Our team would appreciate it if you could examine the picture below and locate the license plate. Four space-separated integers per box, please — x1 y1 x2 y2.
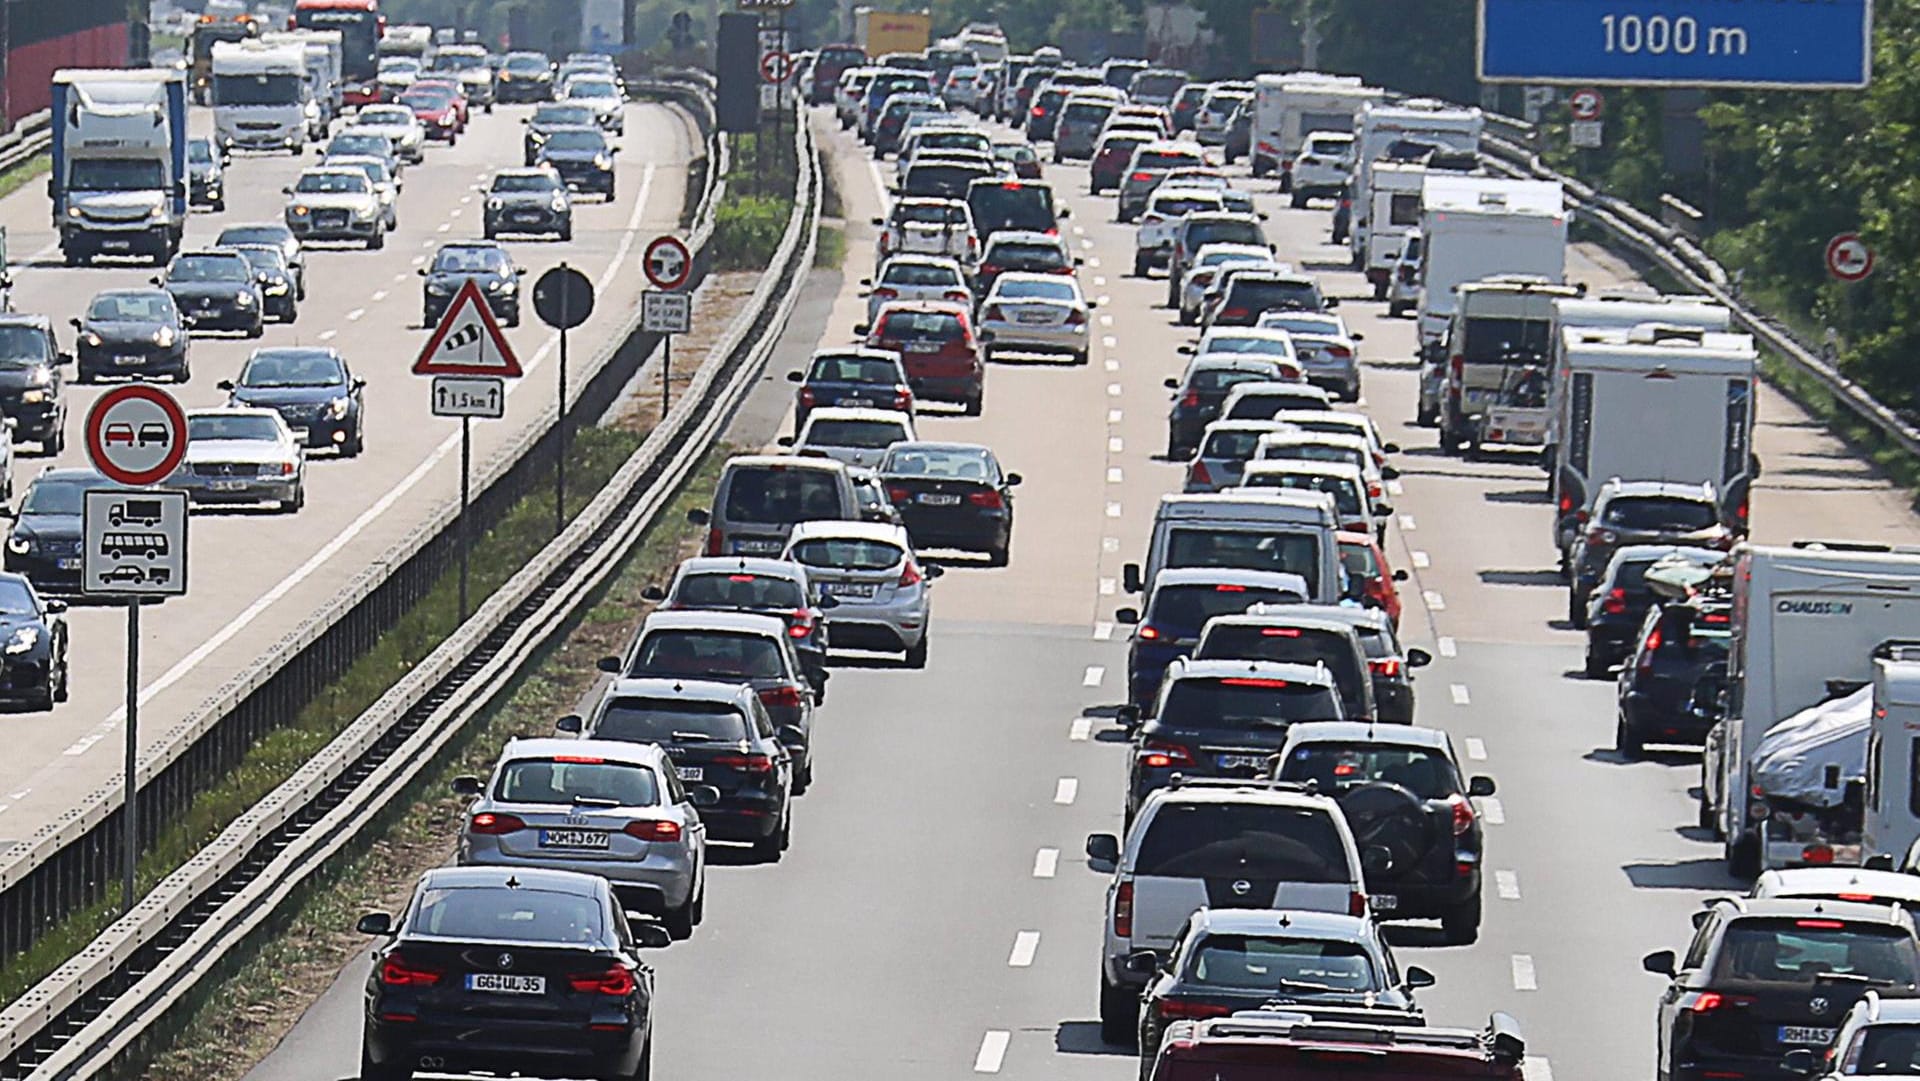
917 493 961 505
513 211 541 221
55 558 80 570
841 398 875 408
115 355 144 366
1779 1027 1836 1046
734 539 782 554
1016 311 1051 323
904 341 940 353
100 239 132 251
466 973 546 995
675 766 703 781
209 479 247 491
823 581 878 598
538 828 610 849
1217 753 1269 770
1370 894 1398 911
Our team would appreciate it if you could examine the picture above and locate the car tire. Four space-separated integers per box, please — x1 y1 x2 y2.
1290 192 1308 209
1132 252 1149 277
53 657 68 704
1177 307 1194 326
176 359 191 383
76 368 94 385
284 485 305 514
1568 592 1588 630
1617 714 1643 759
360 1041 412 1081
1698 788 1716 834
1441 894 1482 944
1099 973 1138 1046
560 224 574 242
963 394 982 417
626 1035 653 1081
1729 830 1761 878
368 227 385 251
281 300 298 324
1584 644 1610 680
988 532 1010 567
904 635 929 669
752 810 790 861
1372 278 1388 301
662 895 696 941
1416 404 1436 426
46 426 64 455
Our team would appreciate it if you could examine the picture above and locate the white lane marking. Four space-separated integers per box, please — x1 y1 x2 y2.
1070 717 1093 741
974 1031 1010 1073
1086 256 1101 268
1398 514 1417 531
1496 870 1521 900
1092 621 1114 642
63 734 103 756
346 307 366 321
7 789 29 801
1477 796 1506 825
1450 683 1471 706
1438 636 1457 657
1105 501 1121 518
1108 409 1123 424
1082 665 1105 687
392 272 406 282
317 330 337 342
1008 931 1041 967
1107 467 1124 483
1100 313 1114 327
1424 590 1447 611
1108 435 1124 453
1511 954 1537 991
420 238 434 248
1072 224 1086 236
436 222 451 232
1104 359 1119 372
1411 550 1430 569
1093 275 1107 286
1096 294 1111 306
1099 577 1116 595
1465 737 1487 760
1386 478 1404 496
1080 238 1094 250
411 254 426 265
1054 778 1079 804
1102 335 1117 348
1525 1058 1553 1081
460 193 473 204
1034 848 1060 877
1107 382 1122 397
370 289 388 302
1102 536 1120 553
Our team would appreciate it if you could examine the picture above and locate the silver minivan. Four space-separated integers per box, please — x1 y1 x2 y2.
697 454 861 557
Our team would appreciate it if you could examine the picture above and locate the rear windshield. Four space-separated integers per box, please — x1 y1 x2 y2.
1226 279 1321 314
676 572 805 610
495 758 659 807
1199 626 1361 680
807 418 909 450
593 696 748 743
1139 150 1204 171
1609 559 1657 592
970 185 1056 232
808 356 901 384
1153 194 1222 217
1267 444 1365 470
788 538 904 571
1187 220 1264 248
1387 192 1421 226
1242 473 1363 518
1133 73 1186 98
987 243 1067 270
1277 743 1461 801
1159 677 1343 728
1460 316 1552 363
1146 584 1305 632
907 164 990 191
410 886 602 942
1228 394 1329 420
1603 496 1718 532
883 263 963 286
879 310 964 340
630 630 786 679
1166 528 1322 593
1191 369 1276 394
722 466 843 525
1710 919 1920 987
1134 803 1350 882
1204 337 1292 358
1187 934 1378 993
1200 429 1268 462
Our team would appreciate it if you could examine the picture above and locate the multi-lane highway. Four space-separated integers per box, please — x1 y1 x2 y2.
0 100 694 849
235 106 1920 1081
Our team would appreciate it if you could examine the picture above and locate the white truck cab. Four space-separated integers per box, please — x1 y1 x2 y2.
211 40 311 153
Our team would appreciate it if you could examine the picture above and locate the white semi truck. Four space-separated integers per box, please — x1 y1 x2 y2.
211 39 311 154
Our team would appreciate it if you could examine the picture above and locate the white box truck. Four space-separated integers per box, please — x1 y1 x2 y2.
1348 99 1482 276
1249 73 1384 183
49 69 188 266
262 29 341 135
211 40 311 154
1712 544 1920 877
1358 160 1427 297
1416 175 1566 352
1863 648 1920 866
1547 324 1757 558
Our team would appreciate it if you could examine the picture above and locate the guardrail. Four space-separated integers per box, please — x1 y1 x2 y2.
0 76 730 1059
0 113 51 176
0 90 818 1080
1476 114 1920 463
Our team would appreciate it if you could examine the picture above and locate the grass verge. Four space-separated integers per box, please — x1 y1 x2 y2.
0 154 49 203
815 224 847 269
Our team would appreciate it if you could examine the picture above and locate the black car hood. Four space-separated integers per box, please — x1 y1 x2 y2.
83 319 167 345
0 365 53 389
539 149 606 164
231 384 346 407
14 513 80 543
426 271 512 290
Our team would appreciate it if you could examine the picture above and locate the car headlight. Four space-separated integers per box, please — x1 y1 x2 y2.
550 195 568 212
4 536 27 556
593 155 611 170
354 204 376 219
5 627 37 655
82 331 103 348
486 279 506 292
265 281 289 296
153 327 175 347
234 292 254 306
328 396 351 419
29 366 49 387
290 205 311 216
487 197 504 211
428 282 451 295
17 390 42 404
66 206 81 219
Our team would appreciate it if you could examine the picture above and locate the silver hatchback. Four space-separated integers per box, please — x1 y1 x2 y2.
454 737 714 939
782 520 942 667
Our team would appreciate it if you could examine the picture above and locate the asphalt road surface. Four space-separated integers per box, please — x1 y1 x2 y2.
240 107 1920 1081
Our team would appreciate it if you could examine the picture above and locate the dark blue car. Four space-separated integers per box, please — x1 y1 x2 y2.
1116 567 1312 714
787 348 914 428
1583 545 1721 678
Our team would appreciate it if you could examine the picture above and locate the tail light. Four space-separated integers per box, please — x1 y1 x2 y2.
944 290 970 303
468 812 525 835
1558 493 1574 514
879 229 893 249
1736 499 1749 522
1448 794 1475 836
1137 625 1162 641
1588 527 1618 545
1051 265 1075 276
873 286 899 300
569 963 637 995
713 752 775 773
1684 991 1726 1014
1130 171 1153 182
1187 459 1214 487
759 685 806 710
623 819 683 842
982 304 1004 321
1368 657 1402 678
705 528 721 556
887 485 911 503
1065 308 1087 325
893 386 914 410
1031 105 1043 117
1339 197 1351 210
900 561 924 587
1449 354 1464 381
1602 587 1627 615
1138 740 1193 768
1638 626 1664 671
1220 307 1248 320
1348 890 1368 917
1180 390 1200 408
979 264 1002 278
798 387 815 407
380 953 444 987
1157 999 1231 1021
787 611 814 638
1327 345 1353 358
1114 881 1135 937
969 489 1004 509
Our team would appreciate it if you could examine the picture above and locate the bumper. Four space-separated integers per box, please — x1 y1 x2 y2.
897 507 1007 552
427 294 518 325
4 551 82 594
1374 683 1415 725
702 797 786 842
1301 366 1360 395
0 655 52 700
906 373 981 404
822 610 924 652
189 181 223 206
64 227 170 257
78 343 187 379
1668 1043 1806 1081
1620 691 1715 745
980 320 1086 353
364 1016 644 1081
488 207 570 234
178 476 299 505
458 846 695 912
180 304 262 332
287 216 381 241
2 398 58 441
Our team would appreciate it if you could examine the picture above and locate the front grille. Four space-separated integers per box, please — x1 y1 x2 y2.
192 462 253 478
44 540 81 557
238 121 281 131
315 209 350 229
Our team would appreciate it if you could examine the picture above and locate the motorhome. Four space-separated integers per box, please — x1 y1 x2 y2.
1359 160 1427 298
1250 73 1384 182
1416 175 1566 352
261 29 342 135
1122 491 1343 605
1435 278 1583 456
211 40 311 153
1863 649 1920 867
49 69 188 266
1348 99 1482 273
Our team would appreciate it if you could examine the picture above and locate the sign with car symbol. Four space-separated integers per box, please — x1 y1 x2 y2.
84 384 187 487
82 488 187 597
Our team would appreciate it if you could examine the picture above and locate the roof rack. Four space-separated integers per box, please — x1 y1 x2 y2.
1201 1011 1524 1063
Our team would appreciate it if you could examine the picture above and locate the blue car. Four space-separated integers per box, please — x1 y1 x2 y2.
1116 567 1312 715
787 348 914 428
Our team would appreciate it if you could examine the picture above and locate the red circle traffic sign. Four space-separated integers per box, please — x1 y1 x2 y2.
642 235 692 290
1826 232 1874 282
760 50 792 83
1569 87 1604 122
84 384 187 487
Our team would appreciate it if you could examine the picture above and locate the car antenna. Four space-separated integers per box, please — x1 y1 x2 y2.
505 875 521 889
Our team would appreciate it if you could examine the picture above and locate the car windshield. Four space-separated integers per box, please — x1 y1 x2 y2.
1166 528 1322 593
788 538 904 572
1204 622 1366 677
494 758 658 807
212 73 303 105
1191 368 1276 395
995 279 1076 301
1244 473 1364 517
1187 934 1379 993
187 140 214 164
1134 803 1350 882
493 173 559 193
1278 743 1462 801
87 292 174 322
566 79 617 98
593 697 748 743
544 130 606 152
430 51 484 72
987 243 1066 269
1711 919 1920 987
1603 496 1719 531
806 419 910 450
1160 677 1344 728
242 350 344 387
631 630 786 679
723 467 841 524
434 246 508 273
169 256 249 283
1201 251 1268 270
295 171 369 194
676 573 806 610
882 263 962 287
190 415 281 442
1148 584 1304 632
1134 73 1186 98
0 326 51 366
401 87 453 106
1152 194 1221 217
1228 393 1327 419
1204 336 1291 357
409 885 603 943
1460 316 1552 362
535 105 595 125
0 577 35 617
70 159 165 191
1138 150 1202 171
1199 429 1272 462
883 446 995 479
809 356 901 384
22 478 104 516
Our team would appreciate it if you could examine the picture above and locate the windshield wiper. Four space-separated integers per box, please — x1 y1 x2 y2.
567 795 620 808
669 731 724 742
1271 978 1347 994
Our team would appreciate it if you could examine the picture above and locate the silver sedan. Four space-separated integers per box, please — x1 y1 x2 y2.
169 407 306 512
977 272 1093 364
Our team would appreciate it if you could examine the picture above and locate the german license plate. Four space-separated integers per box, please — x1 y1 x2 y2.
115 355 144 366
675 766 703 781
100 239 132 251
823 581 878 598
1016 310 1051 323
917 492 961 505
466 973 546 995
538 829 609 849
1370 894 1398 911
1779 1027 1836 1046
904 341 940 353
513 211 541 222
1217 753 1269 770
55 558 80 571
734 539 782 554
841 398 875 408
210 479 247 492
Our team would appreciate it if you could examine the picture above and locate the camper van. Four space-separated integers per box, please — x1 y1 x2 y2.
1864 649 1920 867
1249 73 1384 183
1416 176 1567 353
1122 491 1342 605
1433 278 1583 456
1347 99 1482 275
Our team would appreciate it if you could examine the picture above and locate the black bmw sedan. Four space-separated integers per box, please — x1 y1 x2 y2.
72 289 189 384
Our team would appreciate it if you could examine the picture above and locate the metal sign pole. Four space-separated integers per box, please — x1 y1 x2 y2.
122 598 139 914
662 333 672 412
556 263 570 538
458 416 471 621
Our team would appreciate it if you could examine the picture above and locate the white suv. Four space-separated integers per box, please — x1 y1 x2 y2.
1084 778 1377 1044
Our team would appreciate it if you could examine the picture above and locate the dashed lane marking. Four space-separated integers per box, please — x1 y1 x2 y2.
1105 502 1122 518
1438 636 1457 657
1086 256 1101 268
1477 796 1506 825
1108 409 1122 424
318 330 337 342
1424 590 1446 611
1093 275 1106 287
1496 870 1521 900
974 1032 1010 1073
1054 778 1079 804
1526 1058 1553 1081
346 308 366 321
1034 848 1060 877
1511 954 1537 991
1100 314 1114 327
1386 478 1404 496
411 254 426 265
1109 436 1124 453
1411 551 1430 569
1107 382 1122 397
1107 467 1123 484
1092 622 1114 642
436 222 451 232
62 734 103 756
1099 577 1116 595
1082 665 1105 687
1070 717 1093 741
1104 359 1119 372
1399 514 1417 531
1102 536 1120 552
370 289 387 302
1450 683 1471 705
1009 931 1041 967
1465 737 1487 760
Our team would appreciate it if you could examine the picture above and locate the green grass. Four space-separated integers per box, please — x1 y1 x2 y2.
0 426 646 1006
0 154 50 203
133 448 731 1081
815 224 847 269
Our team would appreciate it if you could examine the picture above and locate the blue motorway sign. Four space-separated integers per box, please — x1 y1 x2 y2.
1478 0 1872 89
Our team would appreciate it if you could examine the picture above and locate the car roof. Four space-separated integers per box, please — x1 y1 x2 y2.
1284 720 1451 751
675 555 807 581
1227 381 1329 398
1152 185 1224 202
1710 896 1914 926
640 608 789 637
604 675 755 705
1243 459 1365 481
1152 567 1313 592
1247 602 1395 633
1183 211 1261 226
419 864 605 896
1192 907 1379 939
500 736 667 767
993 271 1078 288
1753 868 1920 903
786 519 912 545
1201 418 1294 435
1203 611 1364 637
724 453 848 473
1196 242 1277 259
1170 658 1337 686
802 406 913 425
493 166 556 179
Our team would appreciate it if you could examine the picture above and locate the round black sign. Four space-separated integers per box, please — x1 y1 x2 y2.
533 266 595 330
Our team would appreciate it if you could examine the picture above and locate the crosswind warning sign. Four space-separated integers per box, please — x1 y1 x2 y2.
413 279 524 377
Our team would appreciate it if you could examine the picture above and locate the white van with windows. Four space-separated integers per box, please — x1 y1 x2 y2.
1122 491 1341 604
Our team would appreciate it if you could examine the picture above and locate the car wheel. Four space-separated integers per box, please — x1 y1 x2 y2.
560 224 574 242
368 227 385 250
1132 252 1150 277
1584 644 1610 680
284 485 305 514
904 634 929 669
343 429 365 457
483 224 496 240
46 426 64 455
1729 830 1761 878
176 359 191 383
1415 404 1436 427
752 809 789 861
1099 973 1138 1046
1441 893 1482 944
1568 592 1588 630
662 894 695 940
1290 191 1308 209
963 394 982 417
360 1041 412 1081
1698 787 1716 833
1616 714 1643 759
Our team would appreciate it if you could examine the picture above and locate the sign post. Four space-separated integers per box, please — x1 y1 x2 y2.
82 383 189 915
414 280 524 620
642 235 694 412
533 264 595 537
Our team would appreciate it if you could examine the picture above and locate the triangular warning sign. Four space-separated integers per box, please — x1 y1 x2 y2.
413 278 524 377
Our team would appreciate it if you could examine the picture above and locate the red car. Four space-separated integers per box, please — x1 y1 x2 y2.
403 79 468 139
1090 134 1152 194
1339 529 1405 629
859 300 984 416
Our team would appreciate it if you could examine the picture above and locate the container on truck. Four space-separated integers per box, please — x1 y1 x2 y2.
1434 278 1583 457
1250 73 1384 183
1416 176 1566 353
1348 99 1481 274
1121 491 1342 606
49 69 189 267
854 7 933 59
1548 323 1757 559
212 40 311 154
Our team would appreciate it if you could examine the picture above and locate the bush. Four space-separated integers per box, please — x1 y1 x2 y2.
711 194 791 270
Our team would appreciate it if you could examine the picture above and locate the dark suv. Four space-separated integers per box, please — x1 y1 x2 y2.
1192 611 1377 723
1116 568 1312 712
1582 545 1722 678
1568 480 1730 625
1163 358 1292 459
0 316 68 452
1644 898 1920 1081
1616 596 1732 758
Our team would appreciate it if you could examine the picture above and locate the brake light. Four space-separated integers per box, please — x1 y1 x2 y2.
1114 881 1134 937
551 755 606 764
1214 583 1246 592
982 304 1004 321
1796 918 1846 929
380 954 444 987
712 753 775 773
1602 587 1628 615
893 386 914 410
1687 992 1726 1013
468 812 526 835
759 685 806 709
623 819 683 842
798 387 816 407
1031 105 1043 117
1220 677 1288 687
1187 459 1213 487
1137 624 1161 641
568 963 637 995
1348 890 1367 917
968 489 1004 508
1139 740 1194 769
1838 892 1878 902
1448 794 1475 836
1368 657 1401 677
944 290 970 303
900 561 924 587
1327 345 1353 358
887 486 910 503
1449 354 1464 381
705 528 722 556
1558 493 1575 514
1260 627 1303 638
1221 307 1248 320
1131 171 1153 182
1736 499 1749 522
788 611 814 637
1157 999 1232 1021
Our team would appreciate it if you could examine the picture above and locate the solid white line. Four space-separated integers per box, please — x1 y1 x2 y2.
1424 590 1447 611
1107 467 1124 483
1398 514 1417 531
1109 436 1124 453
974 1031 1010 1073
1092 621 1114 642
1108 409 1123 424
1450 683 1471 706
1054 778 1079 804
1107 382 1122 397
346 307 366 321
1099 577 1116 595
1069 717 1092 741
1465 737 1487 760
1511 954 1537 991
1477 796 1506 825
1525 1058 1553 1081
1105 501 1122 518
1082 665 1105 687
1437 636 1457 657
1496 870 1521 900
1034 848 1060 877
1008 930 1041 967
1411 550 1431 569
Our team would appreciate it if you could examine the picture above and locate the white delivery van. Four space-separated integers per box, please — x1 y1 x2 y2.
1864 649 1920 866
1249 72 1384 182
1548 324 1757 557
1544 290 1732 467
1348 99 1482 275
1434 278 1583 455
1122 491 1342 605
1416 176 1566 352
1713 544 1920 877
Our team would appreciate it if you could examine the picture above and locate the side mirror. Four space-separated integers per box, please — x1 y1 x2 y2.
596 656 622 674
924 563 945 579
451 775 483 796
1351 331 1366 341
786 370 804 383
858 277 873 287
44 599 66 614
1404 965 1436 989
1114 607 1140 625
416 267 428 276
687 784 721 808
1258 211 1270 221
1782 1049 1817 1077
1373 502 1393 516
281 186 293 195
1381 466 1401 481
977 330 995 344
1058 206 1071 218
1087 300 1098 309
686 507 711 526
1176 345 1195 355
775 436 795 447
1392 569 1410 581
1361 845 1394 875
514 266 528 276
1118 703 1142 730
353 378 368 390
1073 257 1084 267
555 713 584 734
853 323 871 336
1163 377 1179 390
870 217 884 226
640 584 667 602
1005 472 1022 486
149 276 163 286
1124 950 1160 976
68 318 82 331
1382 441 1401 454
1122 563 1143 594
1642 950 1677 977
356 912 393 935
629 919 673 949
1467 775 1496 798
217 379 235 390
1085 832 1121 869
1406 647 1432 667
1324 297 1340 308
